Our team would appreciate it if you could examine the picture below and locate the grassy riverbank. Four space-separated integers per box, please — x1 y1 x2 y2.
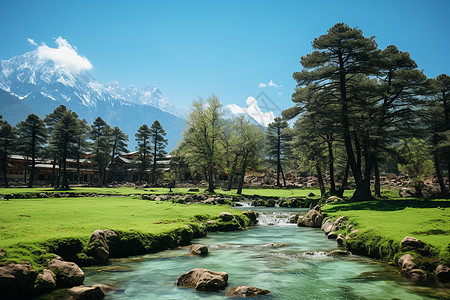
0 195 249 267
0 186 357 198
323 198 450 266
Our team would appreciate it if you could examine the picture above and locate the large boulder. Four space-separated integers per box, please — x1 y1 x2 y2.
68 285 105 299
321 218 334 234
219 212 234 222
86 230 110 262
226 286 270 297
297 206 324 228
331 216 348 232
401 236 425 249
190 244 209 256
47 258 84 287
398 254 426 280
435 265 450 282
398 254 417 271
35 269 57 291
0 261 37 296
176 268 228 292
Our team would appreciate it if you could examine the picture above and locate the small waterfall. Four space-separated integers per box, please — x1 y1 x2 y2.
235 202 252 207
257 212 294 226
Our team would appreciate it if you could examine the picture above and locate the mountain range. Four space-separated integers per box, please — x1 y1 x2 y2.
0 50 186 151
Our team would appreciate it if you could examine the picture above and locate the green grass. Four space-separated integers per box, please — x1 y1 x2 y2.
0 196 248 267
323 198 450 260
0 196 239 248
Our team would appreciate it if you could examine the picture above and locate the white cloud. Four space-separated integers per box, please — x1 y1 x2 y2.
227 103 245 114
36 37 93 74
258 80 282 88
226 96 275 127
277 92 283 97
27 38 37 46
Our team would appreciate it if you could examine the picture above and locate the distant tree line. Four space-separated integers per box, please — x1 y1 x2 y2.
0 105 167 189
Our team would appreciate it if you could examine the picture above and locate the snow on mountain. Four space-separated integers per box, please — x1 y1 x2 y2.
0 48 186 151
224 96 276 127
0 50 186 118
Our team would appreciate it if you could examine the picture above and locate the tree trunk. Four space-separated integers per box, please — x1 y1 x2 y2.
207 162 214 193
56 160 61 188
98 167 105 187
315 159 325 197
227 154 239 190
327 140 336 193
434 153 447 195
50 156 56 187
276 127 281 187
280 165 287 187
2 147 8 188
374 158 381 198
62 140 69 190
152 137 157 186
28 156 35 188
338 53 374 201
448 162 450 192
77 155 81 185
237 154 248 195
337 161 350 197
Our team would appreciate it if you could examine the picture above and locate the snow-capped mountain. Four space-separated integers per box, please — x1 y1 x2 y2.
0 49 186 151
0 50 185 118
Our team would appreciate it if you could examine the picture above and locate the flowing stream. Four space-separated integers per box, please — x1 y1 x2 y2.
39 206 447 299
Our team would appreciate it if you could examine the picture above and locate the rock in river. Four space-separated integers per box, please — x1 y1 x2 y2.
190 244 209 256
177 268 228 292
68 285 105 299
297 206 324 228
227 285 270 297
47 257 85 287
0 261 37 296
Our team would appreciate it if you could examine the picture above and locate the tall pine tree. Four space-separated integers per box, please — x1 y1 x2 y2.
51 112 79 190
0 117 16 187
266 117 291 187
17 114 48 187
135 124 152 182
89 117 112 186
149 120 167 186
45 105 69 187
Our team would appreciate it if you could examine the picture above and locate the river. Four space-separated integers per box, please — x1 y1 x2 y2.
39 206 447 299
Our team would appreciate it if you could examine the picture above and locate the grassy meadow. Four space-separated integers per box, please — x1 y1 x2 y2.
1 186 449 268
0 194 246 266
323 198 450 266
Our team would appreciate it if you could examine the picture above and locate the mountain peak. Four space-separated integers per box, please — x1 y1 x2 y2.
0 49 185 118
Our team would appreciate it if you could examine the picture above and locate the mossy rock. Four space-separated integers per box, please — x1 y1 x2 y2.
207 219 242 232
43 238 84 261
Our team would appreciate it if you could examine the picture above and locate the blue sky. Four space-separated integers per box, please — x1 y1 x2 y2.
1 0 449 115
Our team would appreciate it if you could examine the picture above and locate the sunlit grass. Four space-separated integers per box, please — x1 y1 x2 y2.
323 198 450 251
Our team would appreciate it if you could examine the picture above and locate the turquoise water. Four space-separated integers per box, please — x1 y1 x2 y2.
39 209 448 299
